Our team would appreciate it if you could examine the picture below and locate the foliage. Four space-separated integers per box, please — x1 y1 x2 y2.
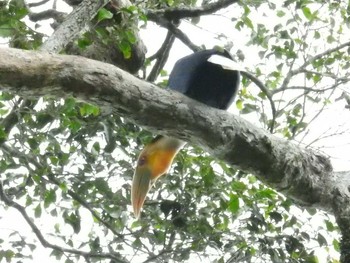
0 0 348 262
0 0 43 48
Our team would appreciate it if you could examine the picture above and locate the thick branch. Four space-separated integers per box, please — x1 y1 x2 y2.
147 0 239 21
40 0 109 52
146 0 240 52
0 47 348 214
28 9 66 23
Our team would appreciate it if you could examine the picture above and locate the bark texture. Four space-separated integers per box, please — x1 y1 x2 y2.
40 0 109 52
39 0 146 74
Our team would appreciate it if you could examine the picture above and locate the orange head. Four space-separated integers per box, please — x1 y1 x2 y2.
131 136 185 218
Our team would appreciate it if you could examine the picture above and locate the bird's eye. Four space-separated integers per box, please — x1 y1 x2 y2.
138 156 147 166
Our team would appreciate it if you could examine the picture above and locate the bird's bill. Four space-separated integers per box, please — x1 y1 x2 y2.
131 166 152 219
131 136 185 218
207 54 243 71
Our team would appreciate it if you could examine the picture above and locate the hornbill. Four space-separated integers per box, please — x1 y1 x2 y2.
132 49 240 218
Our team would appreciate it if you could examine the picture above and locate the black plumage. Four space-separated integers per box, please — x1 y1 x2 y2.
167 49 240 110
132 49 240 218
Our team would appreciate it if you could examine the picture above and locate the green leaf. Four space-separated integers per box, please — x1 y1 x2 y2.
255 188 276 199
44 189 57 208
242 16 254 29
200 165 215 187
0 24 13 37
63 211 81 234
302 7 312 20
314 31 320 39
94 178 109 193
0 126 7 140
125 30 136 44
305 255 319 263
276 10 285 17
241 103 258 114
54 223 60 233
231 181 247 192
97 8 113 22
26 195 33 206
269 211 282 223
333 239 340 252
228 194 240 214
132 238 142 248
325 220 337 231
77 37 92 49
51 249 63 260
327 35 336 43
118 39 132 59
79 103 100 117
34 204 42 218
3 249 15 262
236 99 243 110
306 207 317 215
317 233 328 246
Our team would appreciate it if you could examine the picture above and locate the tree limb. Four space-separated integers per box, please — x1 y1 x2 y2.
241 71 277 132
278 41 350 92
0 180 128 263
0 47 346 214
27 0 51 8
147 31 175 82
147 16 200 52
40 0 109 52
1 143 132 244
147 0 236 52
28 9 66 23
147 0 239 21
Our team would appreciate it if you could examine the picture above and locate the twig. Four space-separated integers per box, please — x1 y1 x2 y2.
142 249 173 263
0 181 128 263
0 98 33 145
147 0 239 20
279 41 350 92
47 174 126 239
147 0 234 52
27 0 51 7
1 144 127 241
147 31 176 82
299 41 350 70
147 15 200 52
28 9 66 23
272 85 342 94
241 71 277 132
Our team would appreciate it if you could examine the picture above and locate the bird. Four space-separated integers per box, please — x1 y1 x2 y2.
131 48 240 218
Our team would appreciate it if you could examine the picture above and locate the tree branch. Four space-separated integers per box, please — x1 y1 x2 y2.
278 41 350 92
0 47 346 215
241 71 277 132
147 31 176 82
40 0 109 52
299 41 350 70
28 9 66 23
27 0 51 7
147 0 239 21
0 180 128 263
147 16 200 52
1 143 131 244
147 0 237 52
